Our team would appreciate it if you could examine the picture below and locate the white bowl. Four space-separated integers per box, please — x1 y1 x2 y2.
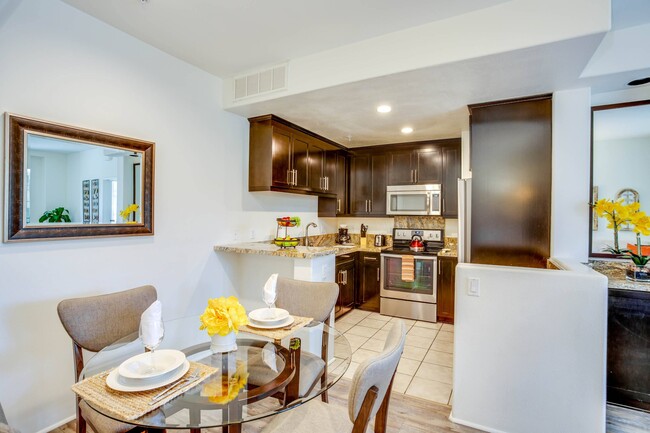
248 307 290 324
118 349 186 380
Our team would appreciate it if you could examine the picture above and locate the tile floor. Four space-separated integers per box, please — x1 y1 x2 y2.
335 309 454 405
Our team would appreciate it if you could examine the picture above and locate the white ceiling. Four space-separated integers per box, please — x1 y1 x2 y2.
61 0 508 77
60 0 650 147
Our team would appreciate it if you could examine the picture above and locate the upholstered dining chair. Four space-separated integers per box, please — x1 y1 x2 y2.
262 319 406 433
249 277 339 403
57 285 157 433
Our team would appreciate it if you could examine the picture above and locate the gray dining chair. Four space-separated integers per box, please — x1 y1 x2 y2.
57 285 157 433
248 277 339 403
262 319 406 433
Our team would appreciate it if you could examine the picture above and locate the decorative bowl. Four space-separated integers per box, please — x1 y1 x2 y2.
274 237 299 248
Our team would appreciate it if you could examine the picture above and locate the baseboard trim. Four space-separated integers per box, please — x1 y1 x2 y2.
448 412 509 433
35 414 75 433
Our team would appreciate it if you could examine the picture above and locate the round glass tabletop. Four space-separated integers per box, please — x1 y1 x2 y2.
80 316 352 430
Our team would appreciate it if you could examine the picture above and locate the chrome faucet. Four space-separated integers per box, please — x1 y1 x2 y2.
305 222 318 246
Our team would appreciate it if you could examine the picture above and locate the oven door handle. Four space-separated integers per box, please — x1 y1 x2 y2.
381 254 437 260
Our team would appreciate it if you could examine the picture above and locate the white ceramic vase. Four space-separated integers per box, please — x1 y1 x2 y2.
210 332 237 353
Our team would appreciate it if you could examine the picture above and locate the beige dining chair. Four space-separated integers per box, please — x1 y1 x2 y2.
57 285 157 433
249 277 339 403
262 319 406 433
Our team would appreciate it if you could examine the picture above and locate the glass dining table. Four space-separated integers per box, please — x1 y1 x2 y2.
79 315 352 432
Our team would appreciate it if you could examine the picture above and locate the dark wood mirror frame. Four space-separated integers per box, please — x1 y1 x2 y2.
4 114 155 242
589 99 650 258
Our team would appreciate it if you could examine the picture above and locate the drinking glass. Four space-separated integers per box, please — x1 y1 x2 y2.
264 293 277 320
139 318 164 374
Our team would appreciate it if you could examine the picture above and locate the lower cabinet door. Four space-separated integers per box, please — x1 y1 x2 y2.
437 257 457 322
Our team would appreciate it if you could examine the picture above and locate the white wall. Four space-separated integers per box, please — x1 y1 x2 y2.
0 2 328 431
551 88 592 261
452 263 607 433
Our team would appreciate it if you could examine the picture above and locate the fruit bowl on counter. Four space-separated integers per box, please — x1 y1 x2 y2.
276 217 300 227
274 237 300 248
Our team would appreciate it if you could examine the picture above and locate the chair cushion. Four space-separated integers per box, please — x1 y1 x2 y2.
79 400 133 433
0 423 18 433
248 351 326 397
262 398 353 433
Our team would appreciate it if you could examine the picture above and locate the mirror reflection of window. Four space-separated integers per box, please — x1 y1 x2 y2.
24 133 143 226
591 102 650 256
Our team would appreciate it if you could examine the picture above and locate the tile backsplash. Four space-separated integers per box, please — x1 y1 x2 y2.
394 216 446 229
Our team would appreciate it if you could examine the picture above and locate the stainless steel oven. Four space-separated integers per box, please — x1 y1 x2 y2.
380 253 437 321
386 184 441 216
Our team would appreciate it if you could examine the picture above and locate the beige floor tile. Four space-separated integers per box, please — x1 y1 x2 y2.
391 317 416 326
334 321 353 333
343 361 360 380
357 318 387 329
373 329 389 341
405 334 434 349
346 325 378 338
401 345 428 361
338 315 362 325
352 348 379 364
397 358 421 375
422 349 453 367
408 327 439 339
405 377 453 405
441 323 454 333
381 321 397 331
368 312 392 322
415 363 453 385
429 339 454 354
361 338 385 352
413 320 442 330
392 372 413 394
435 331 454 343
343 333 369 351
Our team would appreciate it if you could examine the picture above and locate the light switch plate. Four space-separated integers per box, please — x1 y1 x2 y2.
468 278 480 297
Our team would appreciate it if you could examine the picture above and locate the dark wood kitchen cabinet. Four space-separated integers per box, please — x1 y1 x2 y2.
437 256 457 323
249 114 341 196
441 143 461 218
388 145 442 185
357 252 381 312
349 153 387 216
317 151 348 216
335 253 357 318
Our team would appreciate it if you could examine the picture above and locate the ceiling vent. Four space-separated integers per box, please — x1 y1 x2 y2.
234 64 287 101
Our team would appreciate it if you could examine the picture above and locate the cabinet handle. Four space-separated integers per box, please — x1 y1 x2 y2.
343 270 348 285
326 177 329 191
337 199 341 213
293 169 297 186
365 257 378 261
443 198 446 213
439 263 441 275
414 169 418 183
377 268 380 282
369 200 372 213
340 254 351 259
365 200 368 213
411 169 414 183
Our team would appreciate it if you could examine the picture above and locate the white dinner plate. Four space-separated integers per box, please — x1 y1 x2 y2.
107 360 190 392
248 308 290 324
246 315 294 329
118 349 186 379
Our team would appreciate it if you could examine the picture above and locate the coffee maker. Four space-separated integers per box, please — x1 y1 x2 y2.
337 225 350 244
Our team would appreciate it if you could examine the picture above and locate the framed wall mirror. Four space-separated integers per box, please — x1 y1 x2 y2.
4 114 154 241
590 100 650 257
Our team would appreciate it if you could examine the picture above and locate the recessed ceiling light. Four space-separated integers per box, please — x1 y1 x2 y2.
628 77 650 86
377 105 392 113
401 127 414 134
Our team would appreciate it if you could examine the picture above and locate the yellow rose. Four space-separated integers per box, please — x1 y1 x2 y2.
199 296 249 336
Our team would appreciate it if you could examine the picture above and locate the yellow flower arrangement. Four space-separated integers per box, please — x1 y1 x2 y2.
592 198 650 265
119 203 139 223
201 361 248 404
199 296 249 336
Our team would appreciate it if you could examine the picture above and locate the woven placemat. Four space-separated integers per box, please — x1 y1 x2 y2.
72 361 217 421
241 315 313 341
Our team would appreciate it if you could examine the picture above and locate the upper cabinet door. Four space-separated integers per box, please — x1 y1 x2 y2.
388 151 413 185
271 127 293 187
350 155 371 214
292 132 310 189
442 144 460 218
309 141 326 192
370 154 387 215
334 153 347 214
414 148 442 184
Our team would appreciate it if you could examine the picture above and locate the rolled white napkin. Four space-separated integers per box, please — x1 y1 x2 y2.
263 273 278 306
140 300 163 348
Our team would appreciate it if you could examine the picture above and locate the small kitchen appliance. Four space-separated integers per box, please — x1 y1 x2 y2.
386 184 442 216
374 234 386 247
337 225 350 244
380 228 444 322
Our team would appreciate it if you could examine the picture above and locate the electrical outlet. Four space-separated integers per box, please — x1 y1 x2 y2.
249 229 255 239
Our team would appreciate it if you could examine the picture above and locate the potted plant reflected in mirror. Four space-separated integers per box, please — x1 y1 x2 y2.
39 207 71 223
623 211 650 282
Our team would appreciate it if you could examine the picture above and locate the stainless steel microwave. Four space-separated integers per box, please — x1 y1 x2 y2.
386 184 441 216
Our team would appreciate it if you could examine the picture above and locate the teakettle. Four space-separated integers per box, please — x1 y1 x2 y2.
409 235 424 252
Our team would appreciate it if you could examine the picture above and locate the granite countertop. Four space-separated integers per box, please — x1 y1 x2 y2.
590 260 650 293
213 241 390 259
437 248 457 258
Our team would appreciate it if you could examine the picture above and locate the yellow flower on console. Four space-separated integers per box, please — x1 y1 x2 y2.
201 361 248 404
199 296 249 336
630 212 650 236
